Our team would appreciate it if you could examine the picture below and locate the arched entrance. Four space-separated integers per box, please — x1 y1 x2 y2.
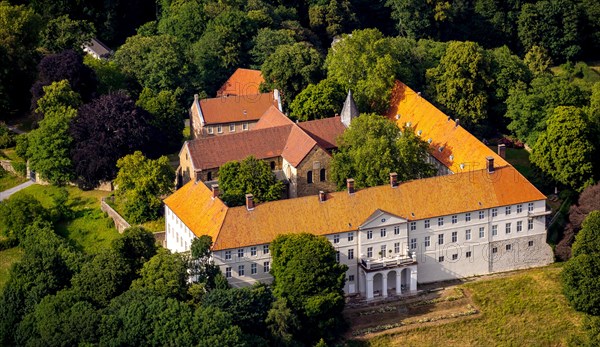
387 271 398 296
372 273 383 297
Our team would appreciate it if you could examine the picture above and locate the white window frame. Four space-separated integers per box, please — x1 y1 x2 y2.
263 261 270 273
465 229 471 240
506 206 512 215
528 202 534 212
410 238 417 249
492 208 498 217
424 219 431 228
207 126 213 134
225 250 231 260
229 123 235 132
424 236 431 247
238 248 244 258
451 231 457 243
348 249 354 259
479 227 485 238
517 221 523 232
517 204 523 213
242 122 249 131
528 219 534 230
251 263 257 274
394 226 400 235
348 232 354 241
333 234 340 244
438 234 444 245
217 125 223 133
238 265 245 276
492 225 498 236
394 242 400 253
410 222 416 231
452 215 458 224
505 222 512 234
465 213 471 222
367 247 373 258
251 246 257 256
380 228 387 237
225 267 232 278
263 245 269 254
438 217 444 226
367 230 373 239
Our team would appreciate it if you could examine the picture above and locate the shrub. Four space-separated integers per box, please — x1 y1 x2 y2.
0 123 15 149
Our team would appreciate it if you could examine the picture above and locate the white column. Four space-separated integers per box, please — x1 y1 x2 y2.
410 266 417 292
396 271 402 295
366 274 374 300
382 272 388 298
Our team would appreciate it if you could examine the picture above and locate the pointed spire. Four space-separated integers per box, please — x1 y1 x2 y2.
341 90 359 128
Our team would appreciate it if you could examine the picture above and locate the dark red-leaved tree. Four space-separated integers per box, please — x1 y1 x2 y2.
70 92 163 189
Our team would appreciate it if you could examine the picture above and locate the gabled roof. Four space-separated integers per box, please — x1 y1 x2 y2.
386 81 509 173
298 116 346 150
194 92 278 125
165 165 546 251
83 38 112 58
254 106 294 129
217 68 264 97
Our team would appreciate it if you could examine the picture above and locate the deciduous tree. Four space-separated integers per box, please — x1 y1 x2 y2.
289 79 346 121
250 28 296 67
40 15 95 54
136 88 185 152
131 249 189 300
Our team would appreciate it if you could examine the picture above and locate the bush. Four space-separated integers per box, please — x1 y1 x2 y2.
12 161 26 177
0 237 18 251
0 123 15 149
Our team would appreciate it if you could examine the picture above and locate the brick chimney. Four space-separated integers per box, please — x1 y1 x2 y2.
455 118 460 128
245 194 255 210
211 184 219 199
319 190 326 202
390 172 398 188
497 144 506 159
486 156 495 173
346 179 355 194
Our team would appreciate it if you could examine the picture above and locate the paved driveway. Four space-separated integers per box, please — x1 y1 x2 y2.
0 180 35 201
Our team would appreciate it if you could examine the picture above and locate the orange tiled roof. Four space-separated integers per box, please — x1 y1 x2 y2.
196 92 278 125
386 81 509 173
217 68 264 97
298 116 346 150
165 165 545 250
254 106 294 129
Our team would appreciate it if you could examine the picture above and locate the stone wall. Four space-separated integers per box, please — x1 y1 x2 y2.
0 160 16 175
100 197 131 233
295 147 336 197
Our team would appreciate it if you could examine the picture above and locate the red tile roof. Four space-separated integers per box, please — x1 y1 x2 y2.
386 81 509 173
298 116 346 150
254 106 294 129
217 68 264 97
195 92 278 125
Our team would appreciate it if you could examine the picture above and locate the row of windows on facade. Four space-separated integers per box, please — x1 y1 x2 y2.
206 122 249 134
167 226 189 250
307 168 326 184
224 244 270 260
437 240 535 262
225 261 270 278
426 203 534 228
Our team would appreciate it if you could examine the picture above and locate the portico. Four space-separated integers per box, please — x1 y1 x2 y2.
359 256 418 300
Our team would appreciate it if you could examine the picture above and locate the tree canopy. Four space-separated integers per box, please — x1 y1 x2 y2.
288 79 346 121
40 15 95 54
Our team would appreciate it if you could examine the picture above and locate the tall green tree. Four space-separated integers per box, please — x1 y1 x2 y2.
131 249 189 300
0 194 50 242
330 113 435 189
288 78 346 121
250 28 296 67
270 233 348 344
40 15 95 54
189 235 221 290
157 0 207 44
218 156 284 207
136 88 185 152
530 106 595 191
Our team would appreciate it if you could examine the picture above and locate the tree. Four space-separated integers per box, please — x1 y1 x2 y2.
0 194 50 242
530 106 595 191
218 156 284 207
266 297 300 346
111 226 158 271
270 233 348 344
41 15 95 54
562 212 600 316
189 235 221 290
250 28 296 67
131 249 189 300
136 88 185 152
330 113 435 190
288 79 346 121
261 42 324 104
70 92 160 188
83 55 130 95
425 41 492 127
26 80 81 185
524 46 553 76
385 0 436 39
309 0 357 41
157 0 207 44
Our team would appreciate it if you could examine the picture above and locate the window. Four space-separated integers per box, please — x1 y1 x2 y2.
465 213 471 222
410 238 417 249
466 251 472 258
270 161 275 170
320 168 326 182
263 261 270 273
207 126 213 134
225 250 231 260
380 228 387 237
492 225 498 236
528 202 534 212
439 256 445 262
207 171 212 181
452 254 458 260
517 221 523 232
505 222 512 234
528 241 534 247
263 245 269 254
251 263 257 274
528 219 534 230
425 219 431 228
238 265 245 276
506 244 512 251
410 222 416 231
517 204 523 213
238 248 244 258
394 226 400 235
367 230 373 240
348 275 355 282
250 247 257 256
336 251 340 262
229 123 235 132
242 122 249 131
438 234 444 245
380 245 386 257
394 242 400 253
438 217 444 226
217 125 223 133
506 206 512 215
424 236 431 247
333 234 339 244
492 208 498 217
479 210 485 219
465 229 471 240
479 227 485 238
452 215 458 224
225 267 232 278
348 232 354 242
367 247 373 258
492 247 498 254
307 170 313 184
451 231 457 243
348 249 354 259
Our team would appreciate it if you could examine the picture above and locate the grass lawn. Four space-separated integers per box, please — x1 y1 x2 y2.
357 265 586 346
0 247 24 291
14 185 121 253
0 170 27 191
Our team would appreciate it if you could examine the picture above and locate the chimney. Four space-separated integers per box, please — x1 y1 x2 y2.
245 194 255 210
497 144 506 159
455 118 460 128
319 190 326 202
486 156 495 173
194 94 198 103
211 184 219 199
346 179 355 194
390 172 398 188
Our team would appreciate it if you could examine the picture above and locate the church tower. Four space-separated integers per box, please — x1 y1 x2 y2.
341 90 359 128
